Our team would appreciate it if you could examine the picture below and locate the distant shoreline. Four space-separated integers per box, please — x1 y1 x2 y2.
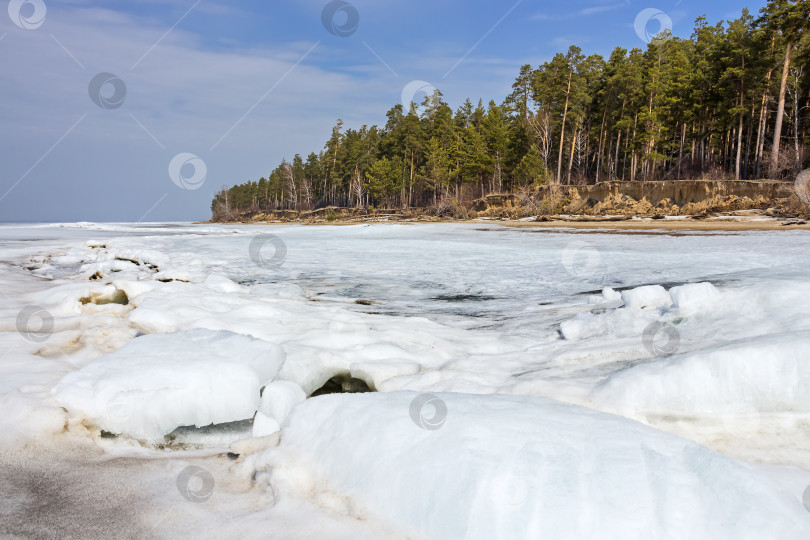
209 179 810 231
205 212 810 232
495 216 810 232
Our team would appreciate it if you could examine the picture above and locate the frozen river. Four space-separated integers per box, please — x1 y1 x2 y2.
1 222 809 538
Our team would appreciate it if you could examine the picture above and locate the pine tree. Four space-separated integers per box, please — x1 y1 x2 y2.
759 0 810 177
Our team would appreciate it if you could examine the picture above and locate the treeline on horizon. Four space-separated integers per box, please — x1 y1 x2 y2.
212 0 810 219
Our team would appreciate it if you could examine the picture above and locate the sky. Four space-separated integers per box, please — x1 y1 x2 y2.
0 0 767 222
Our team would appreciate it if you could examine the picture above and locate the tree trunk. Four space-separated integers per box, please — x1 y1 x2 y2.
770 40 793 178
724 128 731 173
678 122 686 179
621 128 629 181
691 123 696 166
744 104 755 179
556 69 573 184
755 106 769 178
630 115 638 182
567 121 578 185
408 150 415 207
754 68 772 178
793 74 801 173
596 107 608 183
614 130 621 180
736 108 744 180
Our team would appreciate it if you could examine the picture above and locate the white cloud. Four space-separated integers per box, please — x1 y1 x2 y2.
0 4 528 220
0 6 390 219
580 3 626 16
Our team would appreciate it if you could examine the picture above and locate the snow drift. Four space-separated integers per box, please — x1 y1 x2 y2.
53 329 285 440
592 331 810 414
258 392 810 540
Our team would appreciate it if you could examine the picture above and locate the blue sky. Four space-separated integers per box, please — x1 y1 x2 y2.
0 0 765 222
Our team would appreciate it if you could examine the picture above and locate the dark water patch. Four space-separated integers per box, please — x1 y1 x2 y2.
114 257 157 271
4 237 54 242
568 357 661 378
515 366 554 378
159 419 254 450
166 419 252 439
431 294 497 302
467 322 507 331
311 375 373 397
444 310 494 318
